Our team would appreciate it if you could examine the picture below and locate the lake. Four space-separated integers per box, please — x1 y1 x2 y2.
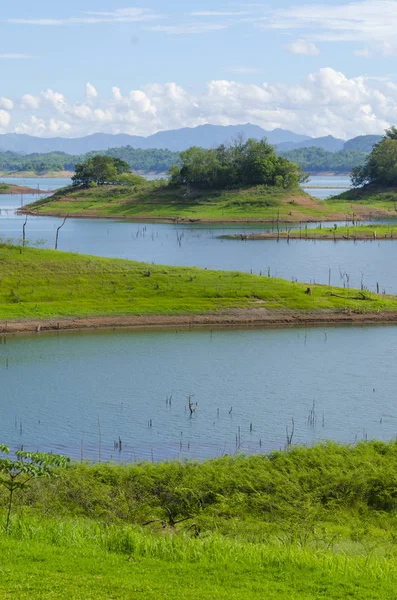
1 326 396 461
303 175 351 199
1 184 396 294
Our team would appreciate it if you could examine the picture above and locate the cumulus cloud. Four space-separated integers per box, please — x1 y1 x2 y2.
287 39 320 56
20 94 41 110
0 110 11 131
3 69 397 139
0 97 14 110
86 83 98 99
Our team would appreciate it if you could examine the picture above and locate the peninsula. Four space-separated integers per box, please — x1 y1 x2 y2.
1 243 397 333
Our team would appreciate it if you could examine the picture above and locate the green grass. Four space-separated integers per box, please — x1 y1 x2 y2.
1 244 397 320
227 223 397 240
293 223 397 239
1 524 396 599
25 181 397 222
3 442 397 598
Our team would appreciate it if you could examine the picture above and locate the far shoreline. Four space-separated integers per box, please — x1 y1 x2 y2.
2 310 397 336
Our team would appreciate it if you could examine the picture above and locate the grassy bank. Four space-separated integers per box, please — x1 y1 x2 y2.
225 223 397 241
0 182 48 195
2 442 397 598
23 181 397 223
1 244 397 323
0 170 73 179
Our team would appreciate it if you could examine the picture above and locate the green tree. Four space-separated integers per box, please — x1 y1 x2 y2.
168 137 305 190
351 127 397 187
72 156 131 186
0 444 69 533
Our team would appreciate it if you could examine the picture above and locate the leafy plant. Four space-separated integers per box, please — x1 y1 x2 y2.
0 444 69 533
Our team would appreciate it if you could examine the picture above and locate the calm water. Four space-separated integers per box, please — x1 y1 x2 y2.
304 175 351 199
1 188 397 293
0 176 72 191
1 176 397 462
0 326 396 461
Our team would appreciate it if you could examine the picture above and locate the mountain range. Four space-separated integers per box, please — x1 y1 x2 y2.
0 124 382 155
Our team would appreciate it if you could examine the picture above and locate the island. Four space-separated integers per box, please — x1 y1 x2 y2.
21 138 397 223
0 182 50 195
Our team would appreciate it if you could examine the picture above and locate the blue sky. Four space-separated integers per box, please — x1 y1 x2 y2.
1 1 397 138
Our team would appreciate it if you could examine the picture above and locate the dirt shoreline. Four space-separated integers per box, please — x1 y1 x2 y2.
19 207 395 225
2 310 397 335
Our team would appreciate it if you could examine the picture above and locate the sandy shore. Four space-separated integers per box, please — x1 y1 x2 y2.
2 309 397 335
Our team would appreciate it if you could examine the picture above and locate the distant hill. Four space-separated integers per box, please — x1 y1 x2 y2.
278 135 345 153
0 124 311 154
343 135 382 152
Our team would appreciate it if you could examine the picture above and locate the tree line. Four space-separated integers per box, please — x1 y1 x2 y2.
0 147 179 175
280 147 368 174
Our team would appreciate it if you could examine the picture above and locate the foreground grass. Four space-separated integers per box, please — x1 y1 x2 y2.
1 244 397 320
2 442 397 598
1 525 395 599
24 180 397 222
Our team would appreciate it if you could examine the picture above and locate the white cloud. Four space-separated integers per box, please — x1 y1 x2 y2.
287 39 320 56
261 1 397 55
20 94 41 110
0 110 11 130
190 11 249 16
9 8 162 26
225 66 262 74
41 89 67 111
0 97 14 110
2 69 397 138
86 83 98 99
147 22 228 35
0 53 37 59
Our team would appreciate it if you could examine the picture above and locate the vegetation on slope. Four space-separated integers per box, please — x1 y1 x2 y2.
0 244 397 321
2 442 397 597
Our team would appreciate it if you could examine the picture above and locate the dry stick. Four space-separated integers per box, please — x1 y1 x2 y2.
97 416 102 463
55 216 68 250
22 215 28 248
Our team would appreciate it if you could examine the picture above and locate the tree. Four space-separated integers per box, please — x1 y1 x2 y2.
168 137 305 190
0 444 69 533
351 127 397 187
72 156 131 186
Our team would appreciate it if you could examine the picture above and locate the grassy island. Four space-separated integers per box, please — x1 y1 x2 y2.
2 442 397 598
0 182 49 195
22 138 397 223
1 244 397 331
224 223 397 241
23 180 397 223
